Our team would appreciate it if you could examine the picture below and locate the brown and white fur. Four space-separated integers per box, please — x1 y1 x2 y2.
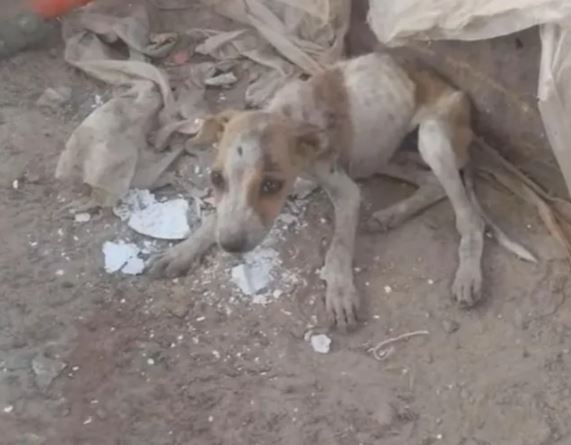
149 52 535 330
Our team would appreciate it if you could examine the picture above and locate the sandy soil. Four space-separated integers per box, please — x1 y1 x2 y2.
1 2 571 445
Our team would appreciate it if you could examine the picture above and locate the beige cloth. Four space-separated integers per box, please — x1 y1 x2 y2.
367 0 571 197
195 0 350 106
200 0 350 73
55 1 351 207
56 6 181 207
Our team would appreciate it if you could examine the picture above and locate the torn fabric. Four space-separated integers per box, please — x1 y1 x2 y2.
56 1 351 206
56 6 181 207
196 0 350 106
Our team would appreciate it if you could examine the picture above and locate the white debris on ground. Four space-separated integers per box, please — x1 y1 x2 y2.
74 212 91 223
102 241 145 275
231 247 279 298
92 94 105 109
100 178 317 300
310 334 332 354
129 199 191 240
113 189 198 240
140 240 159 255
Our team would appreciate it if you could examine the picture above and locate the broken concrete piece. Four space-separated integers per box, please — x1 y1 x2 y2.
37 87 72 110
231 247 279 296
128 198 191 240
120 256 146 275
32 354 66 390
310 334 331 354
102 241 145 275
113 189 195 240
232 263 271 296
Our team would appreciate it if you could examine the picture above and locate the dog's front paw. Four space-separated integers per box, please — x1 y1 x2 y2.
147 245 200 279
325 277 360 331
452 262 482 308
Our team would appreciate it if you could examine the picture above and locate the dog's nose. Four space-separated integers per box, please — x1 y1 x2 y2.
219 236 248 253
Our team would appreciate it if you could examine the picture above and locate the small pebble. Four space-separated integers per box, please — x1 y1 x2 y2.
147 358 155 366
384 285 392 294
3 405 14 414
12 179 19 190
310 334 331 354
74 213 91 223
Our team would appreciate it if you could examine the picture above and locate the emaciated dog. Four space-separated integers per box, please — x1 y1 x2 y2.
149 52 535 330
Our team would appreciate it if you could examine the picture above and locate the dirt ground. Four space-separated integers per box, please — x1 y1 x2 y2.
2 2 571 445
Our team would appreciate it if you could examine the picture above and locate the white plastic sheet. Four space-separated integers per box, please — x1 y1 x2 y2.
368 0 571 196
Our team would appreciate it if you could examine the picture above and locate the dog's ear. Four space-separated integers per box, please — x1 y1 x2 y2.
191 109 240 146
294 122 328 161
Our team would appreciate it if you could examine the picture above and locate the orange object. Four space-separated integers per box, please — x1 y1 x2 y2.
30 0 95 19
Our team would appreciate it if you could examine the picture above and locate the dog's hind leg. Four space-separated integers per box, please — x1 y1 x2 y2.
417 114 485 308
368 163 446 232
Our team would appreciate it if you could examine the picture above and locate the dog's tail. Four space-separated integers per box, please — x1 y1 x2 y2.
464 166 538 263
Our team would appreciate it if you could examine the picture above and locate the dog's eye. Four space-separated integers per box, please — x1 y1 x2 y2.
260 178 284 195
211 170 225 189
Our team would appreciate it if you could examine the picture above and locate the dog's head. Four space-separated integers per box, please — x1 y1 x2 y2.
194 109 321 254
